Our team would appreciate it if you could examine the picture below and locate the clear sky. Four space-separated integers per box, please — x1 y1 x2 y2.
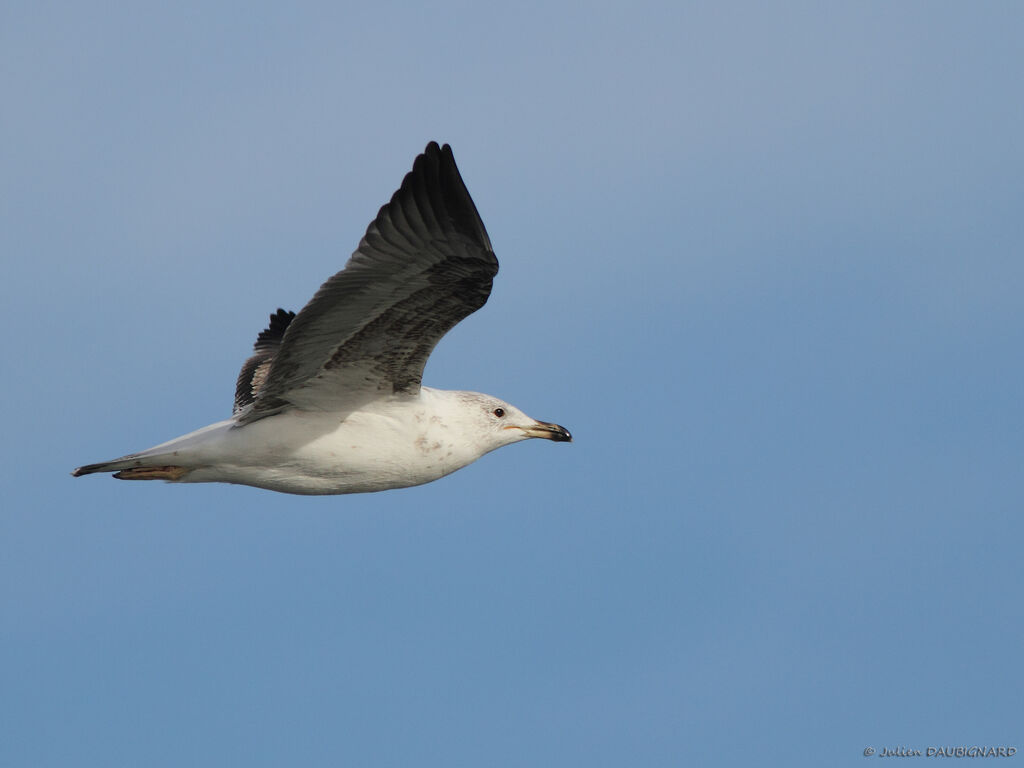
3 2 1022 766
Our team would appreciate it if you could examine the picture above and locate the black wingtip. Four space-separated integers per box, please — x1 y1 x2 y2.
424 140 444 155
422 141 457 172
254 308 296 351
410 141 492 254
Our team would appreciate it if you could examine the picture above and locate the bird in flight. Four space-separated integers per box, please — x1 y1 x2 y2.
72 142 571 495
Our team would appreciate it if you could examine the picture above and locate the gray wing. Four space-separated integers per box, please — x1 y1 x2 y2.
237 142 498 423
233 308 295 414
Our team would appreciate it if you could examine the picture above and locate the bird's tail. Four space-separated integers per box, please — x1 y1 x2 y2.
71 456 189 481
71 419 236 482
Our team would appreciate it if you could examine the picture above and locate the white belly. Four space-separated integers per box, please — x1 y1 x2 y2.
181 402 476 495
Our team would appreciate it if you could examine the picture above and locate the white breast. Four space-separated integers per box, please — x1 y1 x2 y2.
183 390 486 495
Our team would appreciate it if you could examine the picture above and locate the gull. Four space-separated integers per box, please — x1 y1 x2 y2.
72 142 571 495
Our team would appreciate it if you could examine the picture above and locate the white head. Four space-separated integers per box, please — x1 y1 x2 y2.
448 390 572 454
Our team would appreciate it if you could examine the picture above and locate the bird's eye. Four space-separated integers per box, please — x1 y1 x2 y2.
493 408 505 418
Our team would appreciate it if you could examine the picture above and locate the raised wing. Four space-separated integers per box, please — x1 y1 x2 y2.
237 142 498 422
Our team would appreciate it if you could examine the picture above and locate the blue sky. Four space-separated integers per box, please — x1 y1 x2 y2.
3 2 1022 766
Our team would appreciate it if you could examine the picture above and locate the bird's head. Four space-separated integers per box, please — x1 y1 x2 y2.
454 391 572 452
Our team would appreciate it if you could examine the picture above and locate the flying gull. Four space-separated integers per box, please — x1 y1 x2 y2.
72 142 571 495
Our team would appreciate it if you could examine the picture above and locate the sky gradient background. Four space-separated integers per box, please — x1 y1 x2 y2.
3 2 1023 766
